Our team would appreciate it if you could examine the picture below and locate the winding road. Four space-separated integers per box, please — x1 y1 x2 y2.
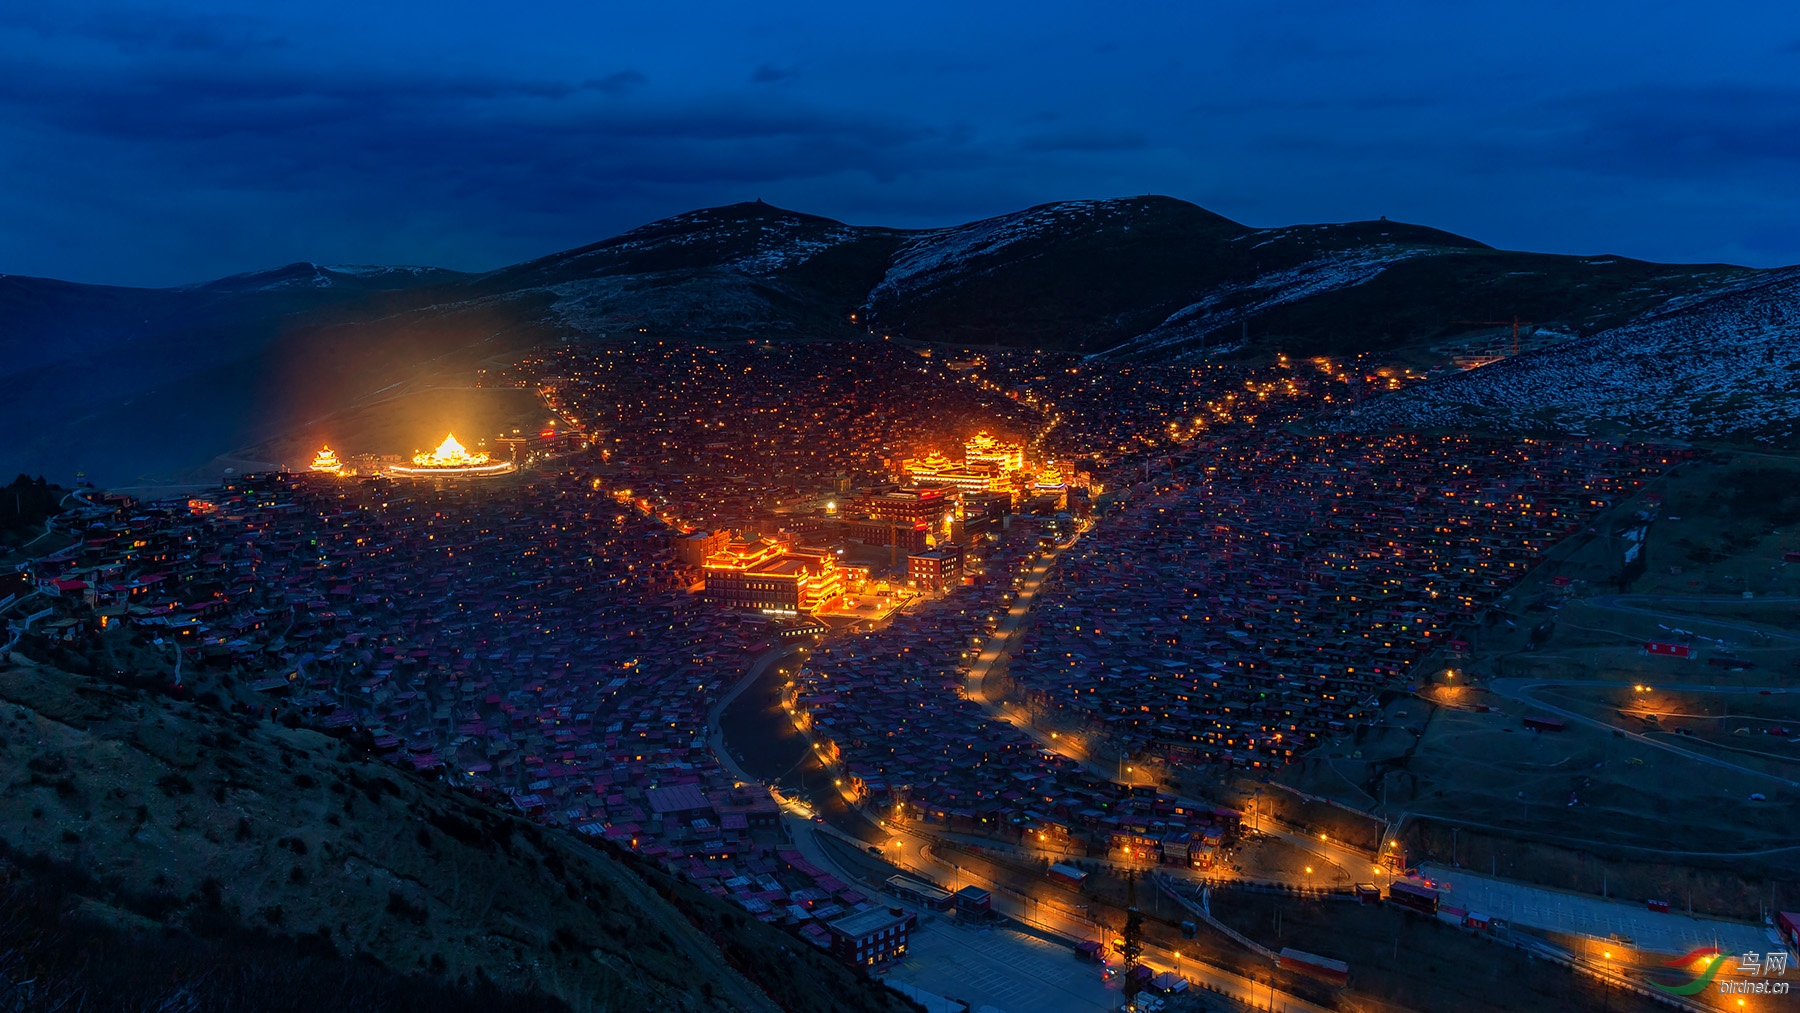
1583 593 1800 644
1487 677 1800 788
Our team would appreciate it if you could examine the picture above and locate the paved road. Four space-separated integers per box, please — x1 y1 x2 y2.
882 821 1327 1013
966 537 1071 703
1488 677 1800 788
704 644 880 885
1584 594 1800 644
961 526 1384 892
1413 863 1774 958
706 643 803 785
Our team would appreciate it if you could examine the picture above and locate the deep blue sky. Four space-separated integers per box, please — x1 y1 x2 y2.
4 1 1799 287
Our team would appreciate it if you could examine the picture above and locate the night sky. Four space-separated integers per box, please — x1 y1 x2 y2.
4 1 1798 287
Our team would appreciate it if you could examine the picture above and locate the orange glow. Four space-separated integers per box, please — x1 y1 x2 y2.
413 433 488 468
309 446 344 475
388 432 517 477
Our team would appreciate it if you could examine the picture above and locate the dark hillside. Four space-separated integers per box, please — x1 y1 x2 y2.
1201 248 1748 359
0 653 919 1013
0 866 569 1013
861 196 1251 352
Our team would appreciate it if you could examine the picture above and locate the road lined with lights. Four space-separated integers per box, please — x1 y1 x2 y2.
867 817 1331 1013
1489 678 1800 787
965 537 1071 704
952 520 1386 895
949 520 1401 911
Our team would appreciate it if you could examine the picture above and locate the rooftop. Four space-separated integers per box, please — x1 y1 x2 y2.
827 907 910 938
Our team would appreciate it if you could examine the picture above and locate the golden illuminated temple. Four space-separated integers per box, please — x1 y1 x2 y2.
899 431 1034 496
388 433 517 477
700 536 846 615
963 430 1024 472
308 446 346 476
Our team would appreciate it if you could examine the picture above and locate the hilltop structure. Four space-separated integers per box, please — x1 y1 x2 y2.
308 446 346 476
388 433 518 478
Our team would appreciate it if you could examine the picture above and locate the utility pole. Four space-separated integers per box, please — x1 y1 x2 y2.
1121 870 1145 1002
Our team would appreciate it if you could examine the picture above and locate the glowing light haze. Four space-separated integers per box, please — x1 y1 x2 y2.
2 1 1798 286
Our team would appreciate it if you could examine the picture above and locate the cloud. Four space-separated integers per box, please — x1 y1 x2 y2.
3 2 1800 283
0 27 1002 283
1020 129 1148 153
588 70 647 96
1546 85 1800 177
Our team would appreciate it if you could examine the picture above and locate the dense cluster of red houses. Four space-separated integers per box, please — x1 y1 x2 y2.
514 341 1038 535
19 469 907 937
788 536 1244 863
1008 433 1675 768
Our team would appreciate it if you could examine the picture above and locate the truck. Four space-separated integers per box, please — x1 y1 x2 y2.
1778 912 1800 952
1279 947 1350 987
1388 880 1440 915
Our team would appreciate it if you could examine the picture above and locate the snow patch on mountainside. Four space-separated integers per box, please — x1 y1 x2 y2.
867 200 1129 304
320 264 450 280
553 210 862 277
179 263 457 292
1333 267 1800 442
719 225 862 274
1101 246 1443 358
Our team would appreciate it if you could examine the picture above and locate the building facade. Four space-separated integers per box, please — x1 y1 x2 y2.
906 545 964 593
825 907 914 970
701 537 845 615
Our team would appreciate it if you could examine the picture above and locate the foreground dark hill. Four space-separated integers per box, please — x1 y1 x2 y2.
0 651 914 1013
0 196 1775 482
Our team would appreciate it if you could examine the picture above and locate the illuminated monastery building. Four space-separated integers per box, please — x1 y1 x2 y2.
701 536 846 616
843 485 956 553
901 431 1030 496
308 446 346 476
963 429 1024 472
387 434 518 478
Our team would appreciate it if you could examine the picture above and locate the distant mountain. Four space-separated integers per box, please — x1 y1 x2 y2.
468 202 907 338
0 262 489 485
0 196 1786 483
0 263 468 382
854 196 1759 358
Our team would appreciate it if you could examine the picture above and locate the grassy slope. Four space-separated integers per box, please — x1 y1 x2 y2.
0 652 917 1013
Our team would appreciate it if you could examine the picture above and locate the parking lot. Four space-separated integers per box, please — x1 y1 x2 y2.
881 917 1120 1013
1416 863 1775 956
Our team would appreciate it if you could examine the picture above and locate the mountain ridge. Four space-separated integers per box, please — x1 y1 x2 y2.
0 194 1785 482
